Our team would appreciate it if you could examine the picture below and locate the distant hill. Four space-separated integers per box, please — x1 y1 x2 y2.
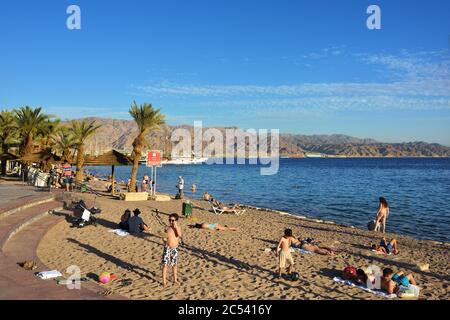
72 117 450 158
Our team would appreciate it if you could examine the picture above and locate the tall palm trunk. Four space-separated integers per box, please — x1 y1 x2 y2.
75 144 84 183
129 134 144 192
22 133 34 157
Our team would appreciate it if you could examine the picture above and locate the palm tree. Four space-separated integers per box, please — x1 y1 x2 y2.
38 118 61 149
14 106 50 157
53 127 76 161
129 101 165 192
69 120 102 183
0 110 19 175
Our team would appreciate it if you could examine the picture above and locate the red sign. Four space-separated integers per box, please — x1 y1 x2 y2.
146 150 162 167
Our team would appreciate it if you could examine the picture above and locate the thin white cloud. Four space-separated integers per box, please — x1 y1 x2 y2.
130 49 450 113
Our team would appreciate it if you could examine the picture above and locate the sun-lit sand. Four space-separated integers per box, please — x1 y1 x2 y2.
37 191 450 300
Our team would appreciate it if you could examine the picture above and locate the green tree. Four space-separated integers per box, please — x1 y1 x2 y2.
129 101 165 192
38 118 61 149
14 106 50 157
53 127 76 162
69 120 102 183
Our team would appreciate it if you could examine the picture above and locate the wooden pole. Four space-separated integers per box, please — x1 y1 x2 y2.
111 165 115 196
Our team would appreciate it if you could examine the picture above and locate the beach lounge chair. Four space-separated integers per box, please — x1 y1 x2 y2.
211 203 246 215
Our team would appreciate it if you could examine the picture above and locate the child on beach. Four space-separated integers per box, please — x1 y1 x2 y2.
161 213 182 287
276 229 300 278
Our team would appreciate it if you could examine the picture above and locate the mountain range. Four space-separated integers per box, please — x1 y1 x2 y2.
76 118 450 158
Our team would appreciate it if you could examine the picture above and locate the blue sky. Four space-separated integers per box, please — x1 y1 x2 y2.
1 0 449 145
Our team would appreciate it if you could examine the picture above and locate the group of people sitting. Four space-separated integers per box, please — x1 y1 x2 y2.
342 265 417 294
118 208 150 233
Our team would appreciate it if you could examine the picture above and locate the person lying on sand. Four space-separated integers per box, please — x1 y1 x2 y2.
294 238 337 255
277 229 300 278
189 223 239 231
371 237 399 255
381 268 417 294
342 266 372 286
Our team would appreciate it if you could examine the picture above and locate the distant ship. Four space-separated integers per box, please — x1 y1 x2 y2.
140 151 208 165
163 151 207 165
305 153 324 158
162 157 208 165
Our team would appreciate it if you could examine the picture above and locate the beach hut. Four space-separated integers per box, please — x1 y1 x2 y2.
18 150 62 169
84 149 133 196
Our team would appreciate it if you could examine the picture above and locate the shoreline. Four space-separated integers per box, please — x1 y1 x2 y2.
238 203 450 246
89 176 450 245
35 190 450 300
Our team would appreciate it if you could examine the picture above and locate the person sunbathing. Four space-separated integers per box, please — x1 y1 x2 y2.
371 237 399 255
211 199 242 210
298 239 337 255
381 268 417 294
189 223 239 231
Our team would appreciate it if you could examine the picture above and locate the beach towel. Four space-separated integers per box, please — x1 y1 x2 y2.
332 277 397 299
371 249 392 255
292 247 313 254
108 229 129 237
36 270 63 280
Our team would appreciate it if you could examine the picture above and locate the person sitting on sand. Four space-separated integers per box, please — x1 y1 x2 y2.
161 213 182 287
381 267 417 294
118 209 131 231
371 237 399 255
189 223 239 232
203 192 211 201
298 238 337 256
128 209 150 234
276 229 300 278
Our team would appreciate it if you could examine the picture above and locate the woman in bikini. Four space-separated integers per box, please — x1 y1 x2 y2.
189 222 239 231
375 197 389 233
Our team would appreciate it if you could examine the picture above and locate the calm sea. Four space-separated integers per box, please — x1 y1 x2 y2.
89 158 450 242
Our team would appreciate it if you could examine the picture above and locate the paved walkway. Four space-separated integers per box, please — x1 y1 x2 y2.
0 181 124 300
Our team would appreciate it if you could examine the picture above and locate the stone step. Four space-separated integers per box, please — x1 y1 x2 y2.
0 201 62 250
1 214 119 300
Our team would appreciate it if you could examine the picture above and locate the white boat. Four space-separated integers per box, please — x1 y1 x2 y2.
162 157 208 165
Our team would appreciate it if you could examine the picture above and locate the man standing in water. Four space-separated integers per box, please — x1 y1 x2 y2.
161 213 182 287
176 176 184 199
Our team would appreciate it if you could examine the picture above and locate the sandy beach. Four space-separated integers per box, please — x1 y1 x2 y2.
36 189 450 300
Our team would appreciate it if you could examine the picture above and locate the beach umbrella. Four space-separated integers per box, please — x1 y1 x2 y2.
18 150 62 164
84 149 133 196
